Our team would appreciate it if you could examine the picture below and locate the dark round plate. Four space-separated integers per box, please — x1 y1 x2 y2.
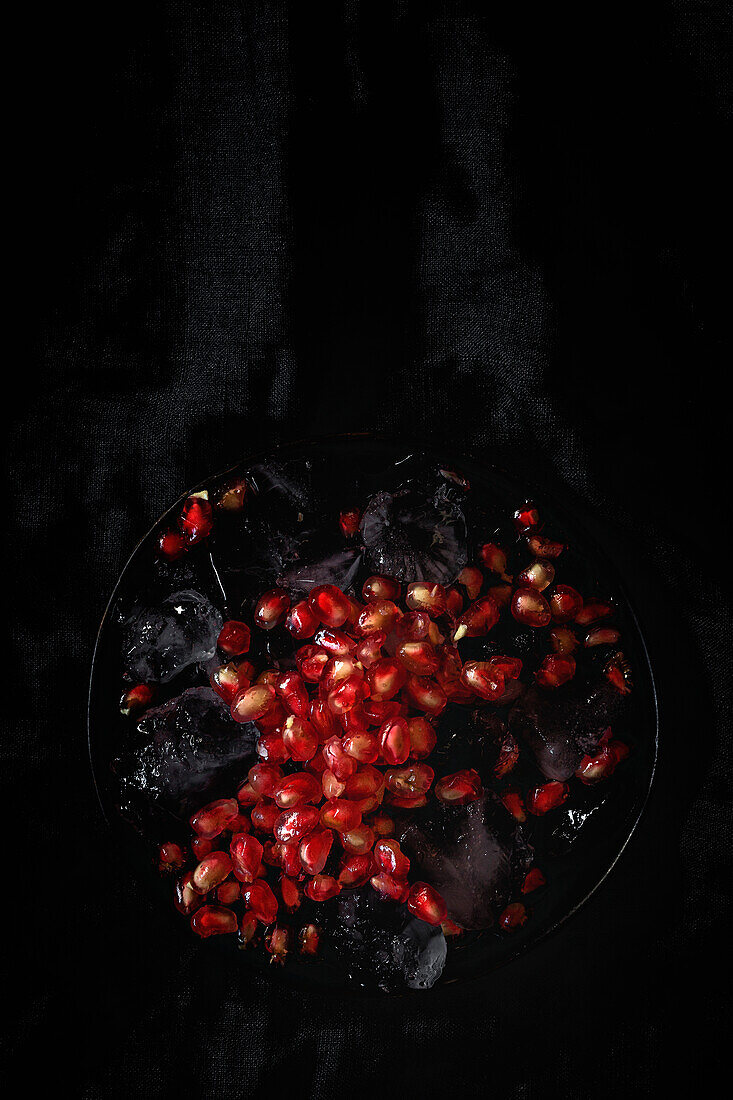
88 434 658 993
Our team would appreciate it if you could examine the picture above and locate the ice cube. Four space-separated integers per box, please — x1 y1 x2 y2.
122 590 223 684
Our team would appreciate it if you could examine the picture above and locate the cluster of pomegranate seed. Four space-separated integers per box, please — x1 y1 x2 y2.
134 488 633 975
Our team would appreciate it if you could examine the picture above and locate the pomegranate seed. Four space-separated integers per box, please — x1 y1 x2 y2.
547 585 583 623
385 763 434 797
407 717 437 759
405 582 447 616
217 620 251 657
231 683 277 723
395 611 432 642
499 901 528 931
296 644 330 682
217 880 241 905
396 640 439 676
444 587 463 618
281 715 318 762
342 704 372 736
174 872 203 915
273 772 322 809
210 660 252 704
584 626 621 647
457 565 483 600
309 697 340 740
254 588 290 630
511 589 551 628
344 765 385 801
192 851 233 894
248 763 283 797
236 780 259 806
285 599 320 640
549 627 579 654
305 874 342 902
452 596 500 641
367 658 407 700
370 873 409 903
536 654 576 689
605 652 633 694
361 576 399 602
313 627 356 656
340 823 375 855
403 675 447 716
158 529 186 561
250 799 280 834
343 731 380 763
276 839 302 877
309 584 350 628
299 829 334 875
299 923 321 956
374 839 410 878
239 912 258 945
356 631 386 668
526 534 565 558
338 853 375 887
516 560 555 592
488 582 513 609
322 736 358 780
526 781 570 815
494 732 520 778
501 791 527 821
230 833 263 883
320 798 362 832
190 799 239 839
441 919 464 936
357 599 402 636
407 882 448 925
179 494 213 544
435 769 483 805
378 717 411 765
362 698 401 726
274 806 320 844
339 507 361 538
225 812 252 834
370 812 395 837
575 599 613 626
241 880 278 924
512 503 540 534
320 655 360 694
191 836 215 859
255 731 289 765
522 868 547 893
274 671 308 717
190 904 238 938
218 478 248 511
461 661 505 701
120 683 154 717
479 542 509 575
265 925 290 963
576 739 629 782
322 768 346 799
279 876 301 912
158 842 185 874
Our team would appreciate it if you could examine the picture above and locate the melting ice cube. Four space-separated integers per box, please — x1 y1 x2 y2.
122 589 223 684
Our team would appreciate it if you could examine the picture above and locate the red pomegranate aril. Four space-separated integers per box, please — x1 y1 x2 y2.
248 763 283 797
340 823 375 855
241 880 279 924
457 565 483 600
217 620 251 657
190 798 239 839
378 717 411 766
250 799 280 834
435 769 483 805
276 671 309 717
343 731 380 764
309 584 351 628
576 739 629 782
370 873 409 903
407 882 447 926
230 833 263 883
254 588 290 630
374 839 410 878
285 599 319 640
236 780 258 806
174 872 203 915
239 911 258 945
179 493 213 544
338 853 375 887
367 658 407 700
120 683 154 716
526 781 570 815
501 790 527 821
452 596 500 641
370 812 395 837
255 731 290 765
441 919 464 936
356 631 386 668
499 901 528 931
322 736 358 780
217 880 241 905
460 661 505 701
231 683 277 724
386 791 428 809
191 904 237 938
479 542 509 575
575 599 613 626
266 925 290 963
339 507 361 538
322 768 346 799
313 628 356 657
158 529 186 561
403 675 448 716
512 502 540 534
527 534 565 558
361 698 400 726
405 582 447 616
408 717 437 759
192 851 232 894
320 655 360 694
310 697 340 740
396 640 439 676
225 812 251 834
320 798 362 833
158 841 185 874
522 868 547 894
547 585 583 623
276 839 302 877
536 654 576 689
279 876 301 912
218 478 248 511
517 560 555 592
395 611 432 642
191 836 215 860
362 575 401 601
357 599 402 637
295 644 330 683
274 806 320 844
210 660 250 704
584 626 621 647
549 627 579 654
385 763 434 797
494 732 520 778
299 922 321 956
605 652 633 694
344 766 384 801
305 874 342 902
511 589 552 628
280 715 318 762
273 771 322 809
299 829 333 875
445 587 464 618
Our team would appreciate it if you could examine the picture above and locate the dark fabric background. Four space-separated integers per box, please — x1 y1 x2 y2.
9 1 731 1096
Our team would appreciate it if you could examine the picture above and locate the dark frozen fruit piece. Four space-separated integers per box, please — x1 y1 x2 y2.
122 590 223 684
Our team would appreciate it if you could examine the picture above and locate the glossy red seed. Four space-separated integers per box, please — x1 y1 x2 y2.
282 716 318 762
313 627 356 656
339 507 361 538
549 627 579 654
217 880 241 905
296 644 330 682
521 868 547 894
239 911 258 944
305 874 342 902
395 611 432 642
255 731 289 765
385 763 434 797
254 588 290 630
322 736 358 780
191 836 215 860
250 799 280 834
536 654 576 689
343 731 380 764
584 626 621 647
356 631 386 668
241 879 279 924
527 534 565 558
299 923 321 956
120 683 154 716
605 652 633 694
231 683 277 723
548 585 583 623
512 503 540 534
273 772 322 809
340 823 375 855
158 841 185 874
174 872 203 915
526 781 570 815
499 901 528 931
403 675 448 716
452 596 500 641
370 812 395 837
158 529 187 561
511 589 552 628
217 620 251 657
309 585 351 628
320 798 362 832
248 763 283 797
190 904 237 938
576 739 629 782
276 670 309 717
190 798 239 839
229 833 263 883
516 560 555 592
500 790 527 822
479 542 509 574
370 872 409 903
285 599 320 640
367 658 407 700
378 717 411 766
374 839 410 878
434 769 483 805
457 565 483 600
279 876 301 912
407 717 437 760
460 661 505 700
357 599 402 636
405 582 447 616
320 655 360 694
265 925 291 963
338 853 375 887
236 780 258 806
396 640 439 676
274 806 320 844
407 882 447 925
299 829 334 875
309 697 341 740
575 599 613 626
179 494 213 543
210 660 252 704
344 765 384 800
192 851 232 894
